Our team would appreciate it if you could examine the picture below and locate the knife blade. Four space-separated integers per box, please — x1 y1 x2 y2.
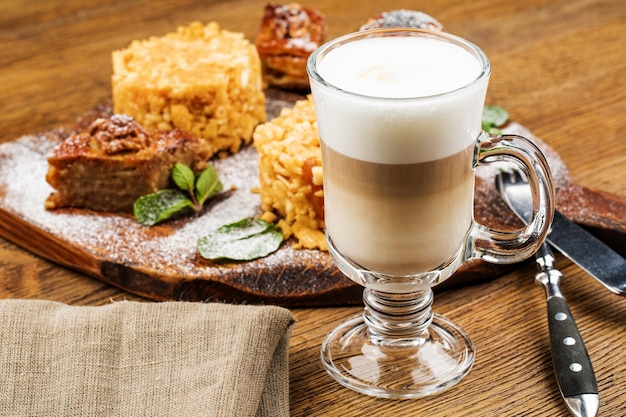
548 211 625 295
535 242 599 417
495 171 626 295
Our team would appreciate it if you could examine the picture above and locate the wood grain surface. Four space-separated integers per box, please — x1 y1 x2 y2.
1 0 625 416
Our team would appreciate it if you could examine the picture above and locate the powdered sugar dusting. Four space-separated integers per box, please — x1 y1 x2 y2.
0 99 348 306
0 134 308 271
1 98 595 305
475 122 575 199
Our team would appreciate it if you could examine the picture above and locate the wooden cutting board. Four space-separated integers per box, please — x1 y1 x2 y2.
0 89 624 307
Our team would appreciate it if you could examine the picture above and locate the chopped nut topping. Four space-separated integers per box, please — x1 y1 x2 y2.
88 114 151 154
267 3 312 40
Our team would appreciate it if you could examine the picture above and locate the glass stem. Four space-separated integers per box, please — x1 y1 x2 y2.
362 288 434 345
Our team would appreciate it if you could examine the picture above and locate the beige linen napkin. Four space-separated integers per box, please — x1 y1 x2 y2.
0 299 294 417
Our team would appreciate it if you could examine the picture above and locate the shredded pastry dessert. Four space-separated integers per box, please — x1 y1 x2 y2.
45 115 210 213
256 3 326 90
253 96 325 250
112 21 266 158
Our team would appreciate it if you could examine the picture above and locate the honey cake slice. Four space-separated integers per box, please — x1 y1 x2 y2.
45 115 210 213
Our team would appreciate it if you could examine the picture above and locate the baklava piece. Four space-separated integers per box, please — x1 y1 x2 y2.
256 3 326 90
360 10 445 32
45 115 210 213
112 21 266 157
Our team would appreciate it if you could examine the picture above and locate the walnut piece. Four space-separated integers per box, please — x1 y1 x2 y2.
88 114 152 154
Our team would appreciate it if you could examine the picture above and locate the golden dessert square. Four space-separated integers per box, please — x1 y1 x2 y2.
253 96 326 250
112 21 266 157
45 115 210 213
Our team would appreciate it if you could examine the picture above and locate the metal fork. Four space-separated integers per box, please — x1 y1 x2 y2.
496 169 599 417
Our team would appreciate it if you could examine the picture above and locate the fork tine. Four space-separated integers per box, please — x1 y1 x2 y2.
500 166 528 185
513 167 527 184
496 167 534 223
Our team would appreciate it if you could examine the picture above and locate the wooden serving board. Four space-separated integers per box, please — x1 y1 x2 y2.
0 90 624 307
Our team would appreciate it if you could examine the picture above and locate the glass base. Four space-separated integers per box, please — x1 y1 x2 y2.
321 312 475 399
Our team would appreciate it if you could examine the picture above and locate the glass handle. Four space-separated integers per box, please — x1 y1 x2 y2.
466 132 555 264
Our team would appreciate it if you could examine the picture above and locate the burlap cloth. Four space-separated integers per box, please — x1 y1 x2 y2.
0 299 295 417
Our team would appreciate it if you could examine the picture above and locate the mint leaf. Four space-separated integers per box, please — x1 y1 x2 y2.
133 189 193 226
212 217 272 239
133 163 224 226
172 162 196 193
197 218 284 261
195 165 223 206
482 105 509 135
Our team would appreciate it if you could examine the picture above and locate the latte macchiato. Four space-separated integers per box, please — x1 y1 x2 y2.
311 35 489 275
310 30 556 399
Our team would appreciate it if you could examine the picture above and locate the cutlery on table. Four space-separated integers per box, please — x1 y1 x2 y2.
496 168 625 295
496 169 599 417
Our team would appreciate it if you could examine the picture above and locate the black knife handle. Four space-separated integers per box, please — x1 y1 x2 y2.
547 295 598 397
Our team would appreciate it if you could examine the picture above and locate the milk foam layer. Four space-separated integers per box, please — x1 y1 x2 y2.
318 37 481 98
311 36 489 163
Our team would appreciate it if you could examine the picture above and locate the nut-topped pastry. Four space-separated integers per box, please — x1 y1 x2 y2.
360 10 445 31
256 3 326 90
45 115 210 213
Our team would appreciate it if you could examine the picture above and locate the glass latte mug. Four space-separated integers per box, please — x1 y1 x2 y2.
307 28 555 399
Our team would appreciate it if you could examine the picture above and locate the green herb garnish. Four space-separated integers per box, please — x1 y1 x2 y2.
197 217 284 261
134 163 223 226
482 105 510 135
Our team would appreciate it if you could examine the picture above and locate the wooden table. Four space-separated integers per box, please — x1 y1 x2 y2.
1 0 625 415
